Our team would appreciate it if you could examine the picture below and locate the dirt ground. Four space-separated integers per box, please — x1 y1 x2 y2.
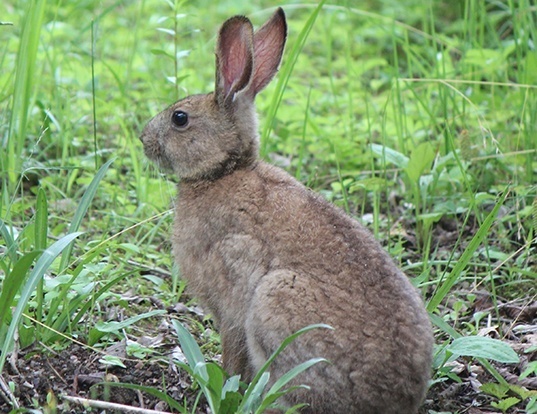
1 217 536 413
1 303 535 413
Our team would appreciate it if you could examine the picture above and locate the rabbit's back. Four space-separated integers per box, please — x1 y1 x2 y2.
173 161 433 413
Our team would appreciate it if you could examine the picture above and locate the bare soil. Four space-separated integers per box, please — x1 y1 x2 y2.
1 215 536 413
1 303 535 413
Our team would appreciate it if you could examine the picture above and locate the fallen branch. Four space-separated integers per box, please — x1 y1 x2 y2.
0 374 19 409
62 395 174 414
497 366 537 390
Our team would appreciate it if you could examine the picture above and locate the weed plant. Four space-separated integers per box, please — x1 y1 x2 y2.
0 0 536 412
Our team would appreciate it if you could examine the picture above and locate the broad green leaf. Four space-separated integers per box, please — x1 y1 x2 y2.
94 309 166 332
490 397 520 412
220 390 242 414
240 372 270 414
405 142 436 182
222 374 241 396
172 320 208 379
99 355 126 368
481 382 509 399
198 362 225 413
448 336 519 364
370 143 409 169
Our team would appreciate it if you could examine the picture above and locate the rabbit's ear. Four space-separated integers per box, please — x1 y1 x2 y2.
251 8 287 95
215 16 254 105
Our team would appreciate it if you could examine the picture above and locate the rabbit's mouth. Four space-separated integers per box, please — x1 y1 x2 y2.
140 131 174 172
145 146 173 172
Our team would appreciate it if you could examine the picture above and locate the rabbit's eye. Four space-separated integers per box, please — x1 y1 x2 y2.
172 110 188 127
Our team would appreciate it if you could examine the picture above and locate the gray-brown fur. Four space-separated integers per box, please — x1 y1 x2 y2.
140 7 433 413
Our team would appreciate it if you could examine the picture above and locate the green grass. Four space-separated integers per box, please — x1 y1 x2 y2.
1 0 536 412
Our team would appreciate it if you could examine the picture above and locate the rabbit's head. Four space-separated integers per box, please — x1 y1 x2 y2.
141 8 287 181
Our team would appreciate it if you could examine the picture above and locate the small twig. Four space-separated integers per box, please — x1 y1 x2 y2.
46 359 69 386
127 259 172 278
9 327 20 375
0 374 19 409
62 394 174 413
136 389 145 409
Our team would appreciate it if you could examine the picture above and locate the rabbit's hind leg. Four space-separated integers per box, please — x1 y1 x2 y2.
244 269 327 383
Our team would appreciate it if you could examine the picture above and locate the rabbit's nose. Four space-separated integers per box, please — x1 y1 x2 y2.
139 125 150 143
139 119 150 143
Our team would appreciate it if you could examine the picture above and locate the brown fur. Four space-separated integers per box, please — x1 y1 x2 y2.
141 8 433 413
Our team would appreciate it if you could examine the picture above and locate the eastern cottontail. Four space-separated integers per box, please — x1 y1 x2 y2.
141 8 433 414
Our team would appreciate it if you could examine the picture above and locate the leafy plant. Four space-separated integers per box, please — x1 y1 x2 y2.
481 382 537 413
0 160 116 365
0 231 82 373
172 320 330 414
447 336 519 364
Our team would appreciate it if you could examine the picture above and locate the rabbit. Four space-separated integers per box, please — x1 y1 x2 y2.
140 7 433 414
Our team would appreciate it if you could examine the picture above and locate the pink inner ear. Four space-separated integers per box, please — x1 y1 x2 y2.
223 38 249 96
252 9 286 95
252 40 274 92
218 19 253 98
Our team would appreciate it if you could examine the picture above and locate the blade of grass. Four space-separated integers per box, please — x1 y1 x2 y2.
0 231 83 373
46 271 134 343
260 0 326 156
34 187 48 334
58 157 114 273
239 323 332 410
0 219 18 263
427 187 509 312
255 357 326 413
172 320 223 413
0 251 42 329
5 0 46 187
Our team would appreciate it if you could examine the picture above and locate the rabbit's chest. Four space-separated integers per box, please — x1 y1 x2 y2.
172 203 269 315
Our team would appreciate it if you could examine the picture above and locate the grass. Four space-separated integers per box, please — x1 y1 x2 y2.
1 0 536 412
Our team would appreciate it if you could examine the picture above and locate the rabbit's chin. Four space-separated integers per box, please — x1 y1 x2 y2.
144 150 174 174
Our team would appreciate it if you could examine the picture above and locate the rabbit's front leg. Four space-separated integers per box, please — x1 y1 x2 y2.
217 234 269 381
220 323 254 381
